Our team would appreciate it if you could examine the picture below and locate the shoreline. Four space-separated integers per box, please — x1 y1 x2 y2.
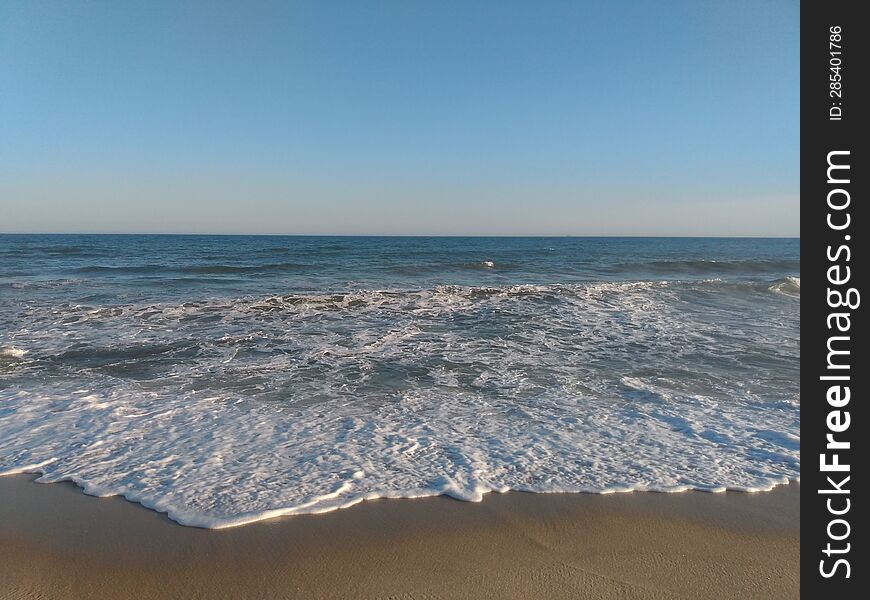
0 464 799 529
1 475 799 599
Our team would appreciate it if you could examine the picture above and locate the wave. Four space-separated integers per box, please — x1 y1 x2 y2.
768 276 800 297
40 245 91 256
3 279 82 290
0 245 105 258
179 262 309 274
382 260 513 276
3 461 798 529
75 264 166 274
606 259 800 276
72 262 310 276
251 277 797 310
15 277 799 326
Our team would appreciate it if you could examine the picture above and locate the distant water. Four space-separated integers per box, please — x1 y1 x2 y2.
0 235 799 527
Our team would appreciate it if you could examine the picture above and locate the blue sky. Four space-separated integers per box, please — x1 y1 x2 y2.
0 1 798 236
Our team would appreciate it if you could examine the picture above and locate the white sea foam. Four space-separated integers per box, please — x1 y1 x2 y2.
768 276 800 297
0 280 800 528
0 346 28 359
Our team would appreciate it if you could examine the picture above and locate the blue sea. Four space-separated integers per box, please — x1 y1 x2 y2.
0 235 800 527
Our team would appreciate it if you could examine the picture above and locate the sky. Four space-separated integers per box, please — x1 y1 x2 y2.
0 0 799 236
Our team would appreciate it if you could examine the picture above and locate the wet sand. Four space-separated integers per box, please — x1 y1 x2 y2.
0 475 798 599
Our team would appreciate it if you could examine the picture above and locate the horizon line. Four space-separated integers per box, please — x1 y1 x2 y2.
0 231 800 239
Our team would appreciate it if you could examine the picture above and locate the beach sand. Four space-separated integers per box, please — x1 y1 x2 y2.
1 475 798 599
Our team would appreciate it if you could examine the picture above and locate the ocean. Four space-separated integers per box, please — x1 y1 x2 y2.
0 235 800 527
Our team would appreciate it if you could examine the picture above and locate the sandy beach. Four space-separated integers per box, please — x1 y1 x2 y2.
1 476 798 599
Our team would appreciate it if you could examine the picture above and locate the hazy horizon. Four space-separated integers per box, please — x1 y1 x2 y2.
1 1 799 236
0 232 799 239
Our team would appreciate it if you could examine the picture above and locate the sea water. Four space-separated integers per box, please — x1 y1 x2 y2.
0 235 799 527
